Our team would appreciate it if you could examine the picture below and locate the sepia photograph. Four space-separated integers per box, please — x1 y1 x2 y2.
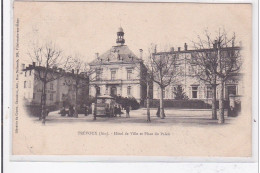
12 1 252 158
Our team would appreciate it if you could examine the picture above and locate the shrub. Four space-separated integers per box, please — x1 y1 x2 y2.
114 96 140 110
144 99 229 109
173 85 189 100
145 99 209 109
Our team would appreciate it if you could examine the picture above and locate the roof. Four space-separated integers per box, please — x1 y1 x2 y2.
22 65 88 80
89 45 142 65
153 46 241 56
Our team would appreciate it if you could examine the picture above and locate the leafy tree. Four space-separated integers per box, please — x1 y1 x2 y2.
173 85 188 100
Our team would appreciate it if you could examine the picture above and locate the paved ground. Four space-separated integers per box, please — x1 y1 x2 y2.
43 108 233 126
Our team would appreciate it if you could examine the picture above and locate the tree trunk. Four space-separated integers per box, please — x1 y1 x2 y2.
211 84 217 120
146 81 151 122
160 87 165 119
39 93 43 120
41 81 47 124
74 86 78 118
93 86 98 120
218 80 225 124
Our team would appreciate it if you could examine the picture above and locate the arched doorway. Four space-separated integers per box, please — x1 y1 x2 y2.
110 86 117 96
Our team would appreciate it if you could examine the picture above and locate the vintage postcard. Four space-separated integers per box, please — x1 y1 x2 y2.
12 2 252 158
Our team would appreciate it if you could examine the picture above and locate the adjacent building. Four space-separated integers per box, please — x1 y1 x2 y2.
21 63 89 109
152 44 243 103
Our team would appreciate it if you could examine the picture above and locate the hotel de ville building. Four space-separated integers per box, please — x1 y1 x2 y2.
89 27 148 103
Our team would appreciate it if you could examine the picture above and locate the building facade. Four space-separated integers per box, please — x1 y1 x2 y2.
152 44 243 103
21 63 88 109
89 27 147 103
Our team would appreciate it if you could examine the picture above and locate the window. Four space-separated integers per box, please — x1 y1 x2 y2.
165 89 169 99
192 86 198 98
24 71 27 77
179 66 184 75
29 70 32 76
172 87 177 98
96 86 101 96
50 83 54 90
162 89 165 99
50 93 53 101
227 85 237 96
111 70 116 80
96 70 102 81
190 65 198 75
127 86 131 95
24 81 27 88
33 93 36 99
206 86 213 98
127 70 132 80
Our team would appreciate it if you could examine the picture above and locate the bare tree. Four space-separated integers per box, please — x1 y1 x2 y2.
215 31 241 123
191 29 241 123
65 56 95 118
190 35 219 120
28 42 71 124
132 47 155 122
150 45 179 119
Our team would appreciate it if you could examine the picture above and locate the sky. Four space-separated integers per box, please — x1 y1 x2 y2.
14 2 251 65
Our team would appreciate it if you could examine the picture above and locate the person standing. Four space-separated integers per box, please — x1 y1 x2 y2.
61 106 66 116
68 105 74 117
83 104 88 116
156 106 160 117
91 103 95 115
126 105 130 118
114 105 118 117
118 105 122 117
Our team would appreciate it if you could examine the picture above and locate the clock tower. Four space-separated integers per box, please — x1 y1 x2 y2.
116 27 125 46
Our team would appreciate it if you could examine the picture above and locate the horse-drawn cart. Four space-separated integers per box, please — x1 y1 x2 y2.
94 95 116 119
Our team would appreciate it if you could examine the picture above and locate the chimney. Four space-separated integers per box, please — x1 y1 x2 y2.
170 47 174 52
21 64 25 70
154 45 157 53
232 40 235 47
213 40 218 49
32 62 36 67
184 43 188 51
95 53 99 60
178 47 181 51
239 41 242 48
139 49 143 59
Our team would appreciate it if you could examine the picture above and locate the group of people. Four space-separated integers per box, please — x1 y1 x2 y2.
111 104 131 118
60 105 75 117
60 103 131 118
113 105 122 117
114 104 130 118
